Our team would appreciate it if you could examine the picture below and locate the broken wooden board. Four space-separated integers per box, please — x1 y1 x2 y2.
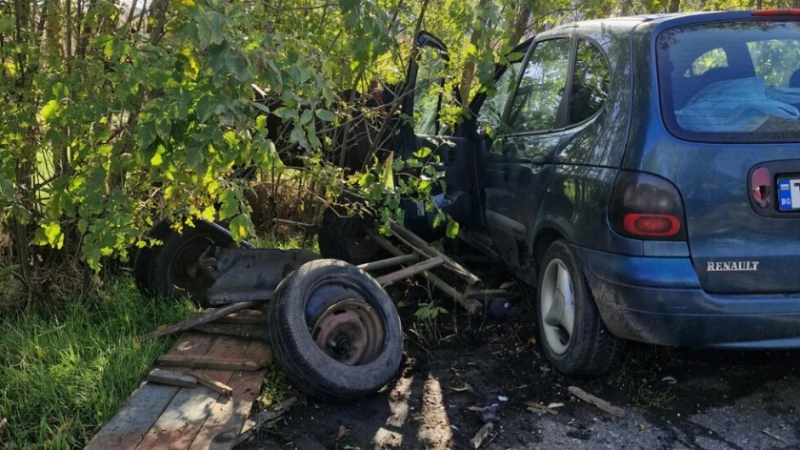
146 369 197 388
86 310 271 450
156 353 270 371
85 333 215 450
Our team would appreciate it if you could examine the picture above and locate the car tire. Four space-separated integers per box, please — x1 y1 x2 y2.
268 259 403 402
318 207 383 265
536 240 624 376
134 220 234 307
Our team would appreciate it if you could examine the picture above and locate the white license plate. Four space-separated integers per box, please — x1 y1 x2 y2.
778 178 800 211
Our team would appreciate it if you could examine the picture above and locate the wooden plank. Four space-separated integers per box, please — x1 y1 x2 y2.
140 301 260 342
192 323 269 341
85 334 216 450
189 340 272 450
146 369 197 388
156 354 269 371
134 337 247 450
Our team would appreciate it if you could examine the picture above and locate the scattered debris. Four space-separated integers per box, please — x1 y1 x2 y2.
662 376 677 385
547 402 564 409
497 395 508 402
451 383 473 393
762 429 788 445
145 368 197 388
479 404 500 423
499 281 517 290
188 371 233 396
568 386 626 418
336 425 347 440
234 397 297 446
139 301 260 342
470 422 495 449
526 401 559 416
157 354 269 371
466 406 482 412
528 337 537 345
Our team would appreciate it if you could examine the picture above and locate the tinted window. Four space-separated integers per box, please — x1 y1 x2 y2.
477 61 522 135
507 38 571 134
413 47 446 136
570 39 609 124
657 21 800 143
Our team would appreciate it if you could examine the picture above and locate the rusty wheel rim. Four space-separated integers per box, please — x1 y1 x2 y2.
311 299 384 365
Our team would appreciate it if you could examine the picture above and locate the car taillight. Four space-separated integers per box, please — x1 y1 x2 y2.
752 9 800 16
609 171 687 241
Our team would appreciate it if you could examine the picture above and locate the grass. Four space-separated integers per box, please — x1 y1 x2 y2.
0 278 196 449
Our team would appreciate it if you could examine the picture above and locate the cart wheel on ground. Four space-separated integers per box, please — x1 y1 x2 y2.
134 220 234 307
536 239 625 377
268 259 403 402
318 207 383 265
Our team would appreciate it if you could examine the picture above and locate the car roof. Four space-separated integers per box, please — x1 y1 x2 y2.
533 10 763 39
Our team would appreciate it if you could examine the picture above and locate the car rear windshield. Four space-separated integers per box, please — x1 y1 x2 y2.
657 20 800 143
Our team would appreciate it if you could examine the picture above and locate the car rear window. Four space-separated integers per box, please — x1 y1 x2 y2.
657 20 800 143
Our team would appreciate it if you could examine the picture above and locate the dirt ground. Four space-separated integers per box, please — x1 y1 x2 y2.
242 312 799 450
241 261 800 450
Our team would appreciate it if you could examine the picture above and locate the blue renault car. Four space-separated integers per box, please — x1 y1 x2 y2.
388 10 800 376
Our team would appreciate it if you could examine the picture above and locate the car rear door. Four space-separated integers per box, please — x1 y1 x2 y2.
481 35 573 268
652 16 800 294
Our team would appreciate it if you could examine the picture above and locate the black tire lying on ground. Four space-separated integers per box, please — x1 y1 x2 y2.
318 207 383 265
268 259 403 402
133 220 234 307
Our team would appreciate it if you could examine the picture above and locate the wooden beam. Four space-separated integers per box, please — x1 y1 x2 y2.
156 354 270 371
139 301 260 342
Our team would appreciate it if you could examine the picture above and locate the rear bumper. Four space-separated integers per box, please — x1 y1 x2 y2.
576 246 800 348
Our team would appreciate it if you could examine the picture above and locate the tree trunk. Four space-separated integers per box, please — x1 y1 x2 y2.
507 2 533 47
667 0 681 13
458 0 491 102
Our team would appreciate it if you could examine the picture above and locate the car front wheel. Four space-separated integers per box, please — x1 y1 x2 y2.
536 239 625 376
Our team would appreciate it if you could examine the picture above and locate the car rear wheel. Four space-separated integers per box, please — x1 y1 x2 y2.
536 240 624 376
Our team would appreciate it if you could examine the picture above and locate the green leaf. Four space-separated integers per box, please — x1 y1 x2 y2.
52 82 69 99
39 100 61 122
43 222 64 249
413 147 432 159
315 109 336 122
301 109 314 125
256 115 267 130
201 206 216 222
339 0 360 12
151 144 166 166
446 219 459 239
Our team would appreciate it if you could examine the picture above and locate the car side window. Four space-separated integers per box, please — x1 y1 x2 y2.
569 39 610 124
413 47 446 136
507 38 571 134
477 61 522 135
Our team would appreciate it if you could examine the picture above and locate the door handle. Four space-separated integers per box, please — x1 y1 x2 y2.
530 155 545 165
